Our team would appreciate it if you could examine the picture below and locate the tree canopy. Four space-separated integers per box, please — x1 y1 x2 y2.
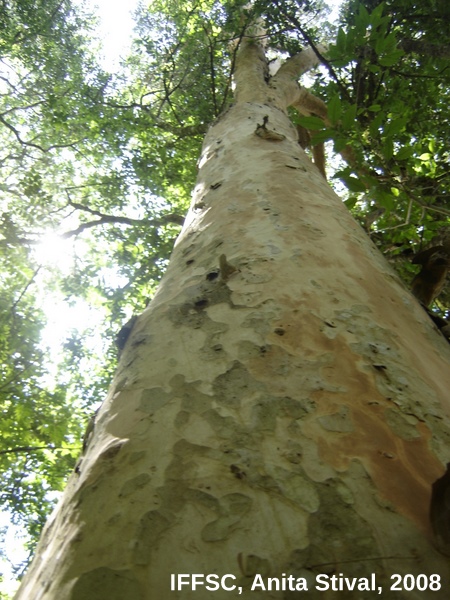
1 0 449 592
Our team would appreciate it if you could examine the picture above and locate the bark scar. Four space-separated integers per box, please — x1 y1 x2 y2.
255 115 286 141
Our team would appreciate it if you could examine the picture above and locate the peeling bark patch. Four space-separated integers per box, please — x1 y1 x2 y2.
202 409 248 442
200 327 230 361
119 473 151 498
251 396 279 431
156 482 190 514
139 388 170 414
276 469 319 512
319 405 438 529
238 553 271 578
279 396 315 418
132 510 172 565
166 450 204 488
170 375 214 414
303 482 377 570
201 493 252 542
383 408 421 441
171 439 211 461
281 440 304 464
128 451 146 465
212 361 266 408
238 340 269 360
241 268 274 283
167 280 233 331
242 305 280 336
71 567 143 600
174 410 190 429
185 488 222 513
317 406 354 433
98 440 126 463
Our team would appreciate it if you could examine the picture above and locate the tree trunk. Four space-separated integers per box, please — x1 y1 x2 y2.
16 35 450 600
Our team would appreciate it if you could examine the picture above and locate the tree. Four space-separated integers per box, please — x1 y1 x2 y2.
14 1 450 598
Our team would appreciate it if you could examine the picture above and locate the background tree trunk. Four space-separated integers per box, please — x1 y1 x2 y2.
16 38 450 600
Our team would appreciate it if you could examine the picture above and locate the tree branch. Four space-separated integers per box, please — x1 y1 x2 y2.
0 445 57 455
62 202 184 239
233 18 269 104
0 114 85 153
270 0 351 102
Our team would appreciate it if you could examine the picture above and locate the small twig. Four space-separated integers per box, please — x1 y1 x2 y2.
11 266 41 312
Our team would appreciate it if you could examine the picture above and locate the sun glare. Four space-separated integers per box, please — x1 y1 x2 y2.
34 232 80 273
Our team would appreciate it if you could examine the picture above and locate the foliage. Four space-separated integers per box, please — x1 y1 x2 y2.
306 0 450 307
0 244 83 575
0 0 120 580
1 0 449 587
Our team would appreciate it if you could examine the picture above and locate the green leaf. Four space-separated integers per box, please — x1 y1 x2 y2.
367 64 381 75
297 116 326 130
310 129 333 145
379 50 404 66
395 147 414 160
341 104 358 130
344 196 358 209
333 137 349 153
384 116 408 136
336 27 347 52
384 32 400 53
383 137 394 160
375 192 396 211
356 4 371 29
328 94 342 125
370 2 386 21
375 36 389 55
342 175 367 193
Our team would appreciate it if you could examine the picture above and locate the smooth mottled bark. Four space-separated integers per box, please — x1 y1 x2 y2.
16 31 450 600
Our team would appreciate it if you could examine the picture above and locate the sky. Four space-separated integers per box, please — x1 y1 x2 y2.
93 0 141 69
32 1 143 353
